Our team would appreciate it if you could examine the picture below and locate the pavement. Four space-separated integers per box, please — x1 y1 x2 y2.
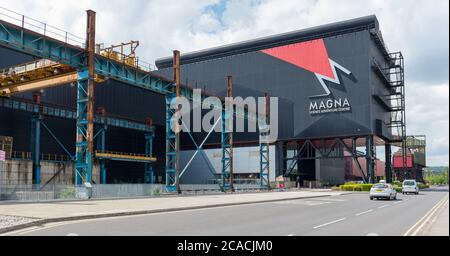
423 196 449 236
0 189 345 233
1 187 448 236
404 186 449 236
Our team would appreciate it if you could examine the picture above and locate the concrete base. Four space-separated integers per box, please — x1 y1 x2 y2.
0 159 100 185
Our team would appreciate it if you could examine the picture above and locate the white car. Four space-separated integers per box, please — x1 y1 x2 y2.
402 180 419 195
370 183 397 200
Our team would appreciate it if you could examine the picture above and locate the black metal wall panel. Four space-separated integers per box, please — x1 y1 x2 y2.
156 30 376 140
0 46 167 183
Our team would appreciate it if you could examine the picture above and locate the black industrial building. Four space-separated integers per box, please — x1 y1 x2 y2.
0 15 406 185
155 15 405 184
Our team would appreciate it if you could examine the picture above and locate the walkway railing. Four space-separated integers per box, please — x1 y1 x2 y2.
0 6 85 47
11 151 71 162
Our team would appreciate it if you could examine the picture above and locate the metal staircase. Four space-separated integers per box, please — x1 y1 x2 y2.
387 52 407 168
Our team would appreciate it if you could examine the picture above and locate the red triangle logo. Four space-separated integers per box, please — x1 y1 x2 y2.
261 39 335 79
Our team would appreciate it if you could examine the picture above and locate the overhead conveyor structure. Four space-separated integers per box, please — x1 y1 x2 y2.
0 6 269 192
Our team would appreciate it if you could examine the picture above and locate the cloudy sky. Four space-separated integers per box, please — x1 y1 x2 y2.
1 0 448 166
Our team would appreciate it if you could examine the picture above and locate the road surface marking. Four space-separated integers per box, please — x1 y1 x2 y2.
287 234 294 236
273 200 331 206
378 204 390 209
366 233 379 236
1 226 42 236
313 218 346 229
355 209 373 216
404 194 449 236
8 221 80 236
394 201 403 204
17 227 41 235
313 198 347 202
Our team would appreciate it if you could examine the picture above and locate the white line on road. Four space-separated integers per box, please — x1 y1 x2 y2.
287 234 294 236
313 198 347 202
378 204 390 209
404 194 449 236
313 218 346 229
355 209 373 216
394 201 403 204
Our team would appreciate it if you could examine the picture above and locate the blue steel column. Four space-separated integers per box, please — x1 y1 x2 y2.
145 130 154 184
259 93 271 189
221 76 234 192
165 93 177 191
31 114 42 187
75 10 96 186
97 125 107 184
75 69 90 185
221 111 232 191
165 50 180 193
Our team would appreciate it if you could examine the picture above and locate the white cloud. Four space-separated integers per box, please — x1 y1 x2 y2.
0 0 448 165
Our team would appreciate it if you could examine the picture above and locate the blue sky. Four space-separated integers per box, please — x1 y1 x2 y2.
0 0 448 166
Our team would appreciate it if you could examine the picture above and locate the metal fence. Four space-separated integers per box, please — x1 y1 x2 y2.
91 184 165 199
0 184 76 201
0 183 167 202
0 182 274 202
0 159 271 202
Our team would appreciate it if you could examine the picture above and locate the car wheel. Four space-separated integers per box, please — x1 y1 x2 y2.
370 197 373 200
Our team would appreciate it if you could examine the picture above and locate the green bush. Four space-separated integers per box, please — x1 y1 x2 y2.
339 184 373 192
417 183 429 189
393 186 402 193
340 183 403 193
340 185 357 191
392 180 402 187
361 184 373 191
425 169 448 185
59 187 75 199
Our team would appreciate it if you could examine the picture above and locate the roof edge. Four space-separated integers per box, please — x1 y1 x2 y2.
156 15 379 69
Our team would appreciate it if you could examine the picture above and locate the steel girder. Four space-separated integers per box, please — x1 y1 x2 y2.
259 134 270 189
0 18 184 98
96 125 107 184
283 137 372 183
30 113 42 187
75 69 91 185
0 97 153 132
145 131 154 184
221 109 233 192
165 93 178 192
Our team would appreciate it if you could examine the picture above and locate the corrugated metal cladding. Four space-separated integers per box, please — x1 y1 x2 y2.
0 47 167 183
155 15 393 142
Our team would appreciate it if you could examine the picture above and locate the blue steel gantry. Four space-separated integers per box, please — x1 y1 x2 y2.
0 7 268 192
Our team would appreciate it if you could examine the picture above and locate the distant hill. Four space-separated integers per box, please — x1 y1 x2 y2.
424 166 449 173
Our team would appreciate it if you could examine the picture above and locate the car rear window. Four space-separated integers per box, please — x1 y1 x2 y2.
373 184 388 188
403 181 415 186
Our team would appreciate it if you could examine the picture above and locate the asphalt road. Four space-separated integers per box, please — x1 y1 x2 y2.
7 188 449 236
